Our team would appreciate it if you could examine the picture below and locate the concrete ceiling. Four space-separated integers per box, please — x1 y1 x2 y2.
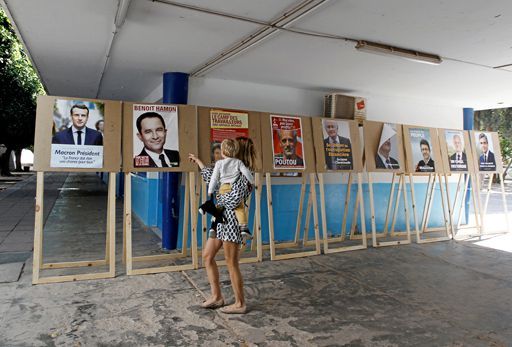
4 0 512 109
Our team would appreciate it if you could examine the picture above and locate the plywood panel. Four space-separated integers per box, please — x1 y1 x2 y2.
122 102 197 172
402 125 444 174
260 113 315 173
469 131 503 173
312 117 363 173
363 120 405 173
438 129 475 174
34 95 121 172
197 106 263 172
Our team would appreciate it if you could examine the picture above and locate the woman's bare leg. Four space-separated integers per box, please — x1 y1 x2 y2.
223 241 246 311
202 237 224 305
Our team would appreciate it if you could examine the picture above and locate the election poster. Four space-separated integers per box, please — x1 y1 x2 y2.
322 118 353 170
210 109 249 163
50 99 104 168
271 115 305 170
409 128 435 173
132 104 180 168
375 123 400 170
474 131 497 172
445 130 468 172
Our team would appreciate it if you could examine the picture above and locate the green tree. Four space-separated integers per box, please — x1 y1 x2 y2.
0 7 44 175
474 107 512 179
474 108 512 160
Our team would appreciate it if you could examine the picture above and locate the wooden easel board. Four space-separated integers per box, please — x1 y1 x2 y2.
122 103 198 172
438 129 475 174
197 107 263 171
469 131 504 174
311 118 363 173
260 113 316 173
402 126 444 174
438 128 483 236
34 95 122 172
363 121 405 173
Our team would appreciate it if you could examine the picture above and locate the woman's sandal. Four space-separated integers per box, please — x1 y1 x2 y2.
219 305 247 314
201 298 225 309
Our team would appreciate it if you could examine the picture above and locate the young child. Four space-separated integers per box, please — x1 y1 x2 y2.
208 138 254 242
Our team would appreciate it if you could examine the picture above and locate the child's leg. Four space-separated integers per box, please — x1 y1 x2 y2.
234 203 252 246
209 184 231 238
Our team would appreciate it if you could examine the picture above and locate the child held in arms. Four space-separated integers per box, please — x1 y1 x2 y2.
200 138 254 244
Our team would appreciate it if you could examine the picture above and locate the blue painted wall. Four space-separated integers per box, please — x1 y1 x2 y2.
131 176 459 248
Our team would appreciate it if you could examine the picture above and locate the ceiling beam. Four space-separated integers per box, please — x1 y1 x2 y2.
95 0 132 98
155 0 333 77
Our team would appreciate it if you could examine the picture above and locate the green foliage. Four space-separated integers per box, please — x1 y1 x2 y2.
0 7 45 148
474 107 512 162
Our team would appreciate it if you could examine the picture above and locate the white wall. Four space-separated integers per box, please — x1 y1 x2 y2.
365 93 462 129
188 77 325 116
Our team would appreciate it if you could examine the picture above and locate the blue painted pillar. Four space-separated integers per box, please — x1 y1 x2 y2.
463 108 474 224
161 72 189 250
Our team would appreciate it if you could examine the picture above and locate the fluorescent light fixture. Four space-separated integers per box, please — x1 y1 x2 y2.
114 0 131 29
355 40 442 65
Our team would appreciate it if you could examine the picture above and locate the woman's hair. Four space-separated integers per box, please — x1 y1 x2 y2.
95 119 104 131
236 136 256 171
211 143 221 154
221 138 239 158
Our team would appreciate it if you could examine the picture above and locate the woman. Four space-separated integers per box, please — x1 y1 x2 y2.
188 137 256 314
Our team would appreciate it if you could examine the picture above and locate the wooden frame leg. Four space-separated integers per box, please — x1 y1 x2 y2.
108 173 116 276
125 173 133 275
383 173 396 235
441 174 454 239
472 173 485 235
294 175 307 245
319 173 328 253
498 173 511 233
368 172 377 247
357 173 368 248
457 174 471 229
309 173 321 255
420 174 433 232
266 173 277 260
255 173 263 262
390 174 403 235
34 172 117 284
341 173 353 241
409 174 421 243
32 172 44 284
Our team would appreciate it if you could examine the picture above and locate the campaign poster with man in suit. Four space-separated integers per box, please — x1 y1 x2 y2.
133 104 180 168
50 99 104 168
375 123 400 170
409 128 435 173
445 130 468 172
271 115 305 169
475 132 496 171
322 119 353 170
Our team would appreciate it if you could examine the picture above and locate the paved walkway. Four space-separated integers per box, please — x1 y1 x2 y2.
0 173 511 346
0 173 68 283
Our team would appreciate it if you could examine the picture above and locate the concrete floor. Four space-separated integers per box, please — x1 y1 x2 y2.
0 173 511 346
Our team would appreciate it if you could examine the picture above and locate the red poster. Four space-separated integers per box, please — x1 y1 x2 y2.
210 110 249 163
271 115 305 169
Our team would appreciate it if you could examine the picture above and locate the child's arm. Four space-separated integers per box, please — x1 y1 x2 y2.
208 161 221 196
239 161 254 186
